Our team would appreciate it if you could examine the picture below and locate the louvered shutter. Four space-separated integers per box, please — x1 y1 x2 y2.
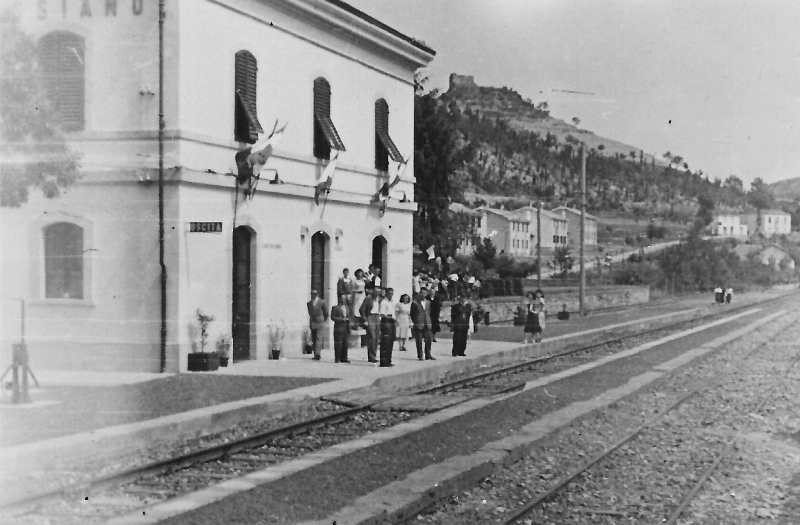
313 78 346 159
375 99 402 170
234 51 262 143
38 32 85 131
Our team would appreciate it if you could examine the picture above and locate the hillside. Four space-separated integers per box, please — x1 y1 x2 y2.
436 73 742 221
768 177 800 202
445 74 661 166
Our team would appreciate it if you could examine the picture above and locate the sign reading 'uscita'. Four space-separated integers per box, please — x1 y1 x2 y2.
189 222 223 233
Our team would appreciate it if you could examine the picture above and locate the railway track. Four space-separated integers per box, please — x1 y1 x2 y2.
495 318 800 524
2 291 796 523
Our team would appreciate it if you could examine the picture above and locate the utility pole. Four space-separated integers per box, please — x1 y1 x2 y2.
158 0 167 372
537 201 542 289
580 145 586 317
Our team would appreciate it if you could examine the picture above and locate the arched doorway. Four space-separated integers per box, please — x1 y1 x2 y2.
232 226 255 361
311 232 329 299
372 235 387 287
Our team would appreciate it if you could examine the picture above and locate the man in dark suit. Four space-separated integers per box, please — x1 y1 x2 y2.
306 290 328 361
410 290 435 361
331 293 351 363
336 268 353 308
451 292 472 357
359 287 381 363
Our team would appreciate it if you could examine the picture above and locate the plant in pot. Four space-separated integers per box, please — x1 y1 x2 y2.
267 320 285 360
187 309 220 371
216 333 232 367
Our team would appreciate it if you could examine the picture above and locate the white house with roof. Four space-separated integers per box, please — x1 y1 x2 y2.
552 206 598 246
742 209 792 237
471 207 530 257
507 205 568 253
712 214 748 237
1 0 434 373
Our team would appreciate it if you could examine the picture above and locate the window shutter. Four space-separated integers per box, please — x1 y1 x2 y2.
38 32 85 131
313 78 345 160
234 50 262 143
374 98 402 170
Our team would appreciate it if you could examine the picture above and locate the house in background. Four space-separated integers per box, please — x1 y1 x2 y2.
742 209 791 237
757 245 796 270
552 206 598 246
472 207 530 256
712 214 748 237
506 205 568 253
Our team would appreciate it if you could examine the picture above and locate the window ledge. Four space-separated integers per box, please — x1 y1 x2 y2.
29 299 97 307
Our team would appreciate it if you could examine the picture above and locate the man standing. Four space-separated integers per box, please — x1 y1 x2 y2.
331 293 351 363
378 287 397 367
451 292 472 357
336 268 354 308
359 287 381 363
410 290 435 361
306 290 328 361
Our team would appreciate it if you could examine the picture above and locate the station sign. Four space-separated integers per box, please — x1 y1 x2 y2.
189 222 223 233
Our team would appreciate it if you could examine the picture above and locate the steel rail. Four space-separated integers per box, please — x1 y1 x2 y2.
3 291 796 514
498 317 798 525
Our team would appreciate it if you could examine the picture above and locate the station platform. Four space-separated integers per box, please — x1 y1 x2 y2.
0 291 784 481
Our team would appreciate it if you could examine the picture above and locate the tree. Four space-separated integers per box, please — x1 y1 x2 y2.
695 193 715 232
473 237 497 270
748 177 774 235
572 117 580 127
1 7 80 207
553 245 573 276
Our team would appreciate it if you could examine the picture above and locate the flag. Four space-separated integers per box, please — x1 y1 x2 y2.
426 245 436 260
371 156 407 213
314 153 339 205
248 121 287 177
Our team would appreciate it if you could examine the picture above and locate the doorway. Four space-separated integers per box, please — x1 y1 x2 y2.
232 226 253 361
311 232 328 299
372 235 387 287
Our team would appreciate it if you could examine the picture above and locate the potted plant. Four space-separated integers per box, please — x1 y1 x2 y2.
188 309 220 371
267 321 285 360
216 333 232 367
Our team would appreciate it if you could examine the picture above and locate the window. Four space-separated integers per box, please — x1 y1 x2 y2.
38 31 85 131
375 99 402 171
234 50 263 144
313 78 346 159
553 235 558 243
44 222 83 299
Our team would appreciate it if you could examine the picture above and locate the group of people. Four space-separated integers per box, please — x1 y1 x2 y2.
305 266 477 366
412 269 482 301
713 286 734 305
522 289 546 343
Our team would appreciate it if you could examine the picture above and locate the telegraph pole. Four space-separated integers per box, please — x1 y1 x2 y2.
580 145 586 317
537 201 542 289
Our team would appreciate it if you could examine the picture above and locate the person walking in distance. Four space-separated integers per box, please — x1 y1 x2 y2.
378 287 397 367
351 268 367 326
714 285 723 306
725 286 733 305
306 290 328 361
359 287 381 363
331 293 351 363
410 290 435 360
532 289 546 343
451 292 472 357
429 288 442 342
395 294 412 352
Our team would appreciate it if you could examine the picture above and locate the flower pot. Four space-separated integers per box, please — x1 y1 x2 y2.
219 356 229 367
188 352 220 371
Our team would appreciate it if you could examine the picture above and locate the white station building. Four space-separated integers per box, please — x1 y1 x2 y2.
0 0 434 372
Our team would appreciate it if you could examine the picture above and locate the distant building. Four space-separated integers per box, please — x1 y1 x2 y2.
450 203 482 255
757 245 796 270
473 207 531 256
506 205 568 254
712 214 748 236
742 209 791 237
552 206 598 246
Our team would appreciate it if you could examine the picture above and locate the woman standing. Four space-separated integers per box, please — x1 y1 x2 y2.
524 289 546 343
395 294 412 351
352 269 367 327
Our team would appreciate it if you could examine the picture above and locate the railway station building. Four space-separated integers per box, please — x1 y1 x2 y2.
0 0 435 372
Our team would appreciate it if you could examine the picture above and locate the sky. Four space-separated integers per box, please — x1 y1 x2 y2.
348 0 800 188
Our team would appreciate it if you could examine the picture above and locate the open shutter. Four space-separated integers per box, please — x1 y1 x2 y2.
235 50 262 143
375 99 401 170
313 78 346 159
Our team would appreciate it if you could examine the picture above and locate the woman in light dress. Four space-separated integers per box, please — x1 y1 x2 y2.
395 293 412 351
523 289 546 343
351 268 367 326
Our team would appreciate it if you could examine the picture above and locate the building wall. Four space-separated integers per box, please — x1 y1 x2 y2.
742 212 791 237
5 0 429 373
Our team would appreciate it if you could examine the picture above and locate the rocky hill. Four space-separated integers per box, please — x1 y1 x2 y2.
444 74 661 166
768 177 800 202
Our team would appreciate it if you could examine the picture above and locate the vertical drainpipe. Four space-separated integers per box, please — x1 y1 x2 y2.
158 0 167 372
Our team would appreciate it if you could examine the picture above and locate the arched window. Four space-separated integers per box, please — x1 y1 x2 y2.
38 31 85 131
374 99 402 171
44 222 83 299
234 50 263 143
313 78 345 159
